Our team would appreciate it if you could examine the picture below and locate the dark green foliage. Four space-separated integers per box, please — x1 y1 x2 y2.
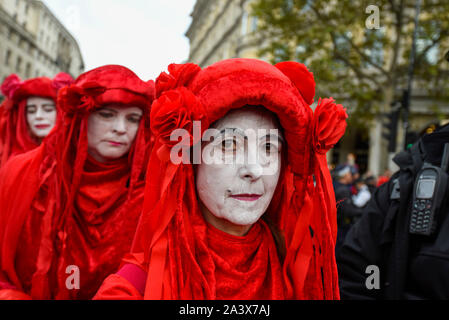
251 0 449 128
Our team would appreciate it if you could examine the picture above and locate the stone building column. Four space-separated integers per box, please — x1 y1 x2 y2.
368 118 383 177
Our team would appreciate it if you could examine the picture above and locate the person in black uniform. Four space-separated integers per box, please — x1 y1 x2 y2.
336 123 449 299
333 165 364 254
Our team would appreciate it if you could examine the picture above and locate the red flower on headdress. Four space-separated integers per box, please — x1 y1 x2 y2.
312 98 348 154
151 87 208 161
52 72 74 91
58 81 106 117
1 74 23 99
155 63 201 98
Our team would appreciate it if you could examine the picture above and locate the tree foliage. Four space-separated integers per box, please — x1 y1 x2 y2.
251 0 449 127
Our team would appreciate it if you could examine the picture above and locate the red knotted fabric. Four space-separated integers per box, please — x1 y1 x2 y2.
94 59 347 300
0 65 154 299
0 73 73 167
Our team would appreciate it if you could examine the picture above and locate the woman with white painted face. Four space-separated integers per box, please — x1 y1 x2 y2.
195 106 284 237
0 73 73 167
95 59 347 300
0 65 155 300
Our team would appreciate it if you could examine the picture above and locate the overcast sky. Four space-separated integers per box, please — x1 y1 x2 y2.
43 0 196 81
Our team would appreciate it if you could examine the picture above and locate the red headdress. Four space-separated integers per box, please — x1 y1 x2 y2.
53 65 155 214
98 59 347 300
0 73 73 167
0 65 155 299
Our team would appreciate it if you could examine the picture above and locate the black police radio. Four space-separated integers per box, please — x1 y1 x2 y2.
409 143 449 236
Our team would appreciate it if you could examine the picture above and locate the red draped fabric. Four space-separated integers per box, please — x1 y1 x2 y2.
96 219 285 300
0 73 72 167
95 59 346 300
0 65 154 300
0 146 146 299
0 99 39 166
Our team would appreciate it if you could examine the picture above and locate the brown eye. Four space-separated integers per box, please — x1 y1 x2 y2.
98 111 114 119
26 106 36 114
127 115 142 124
222 138 236 152
43 105 56 112
265 143 272 154
264 141 281 155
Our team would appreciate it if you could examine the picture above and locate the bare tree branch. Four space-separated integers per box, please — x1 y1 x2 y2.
330 32 383 88
340 33 390 79
415 30 449 65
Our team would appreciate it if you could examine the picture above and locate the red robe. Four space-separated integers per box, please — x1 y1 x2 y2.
0 145 145 299
94 220 285 300
0 66 153 300
94 59 346 300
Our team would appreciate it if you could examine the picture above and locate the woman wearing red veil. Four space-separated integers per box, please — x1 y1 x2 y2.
0 65 155 299
0 73 73 167
95 58 347 300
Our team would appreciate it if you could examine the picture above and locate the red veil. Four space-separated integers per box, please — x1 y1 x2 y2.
0 73 73 167
95 59 347 300
0 65 155 299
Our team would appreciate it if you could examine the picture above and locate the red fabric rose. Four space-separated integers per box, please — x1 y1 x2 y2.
155 63 201 98
57 82 106 116
312 97 348 154
150 87 208 161
1 74 23 99
52 72 74 91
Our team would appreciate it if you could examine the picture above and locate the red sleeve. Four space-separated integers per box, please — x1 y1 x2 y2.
0 147 44 295
93 274 143 300
0 289 32 300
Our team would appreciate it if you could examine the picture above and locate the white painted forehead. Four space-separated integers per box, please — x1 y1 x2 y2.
26 96 55 103
98 104 143 113
212 106 281 131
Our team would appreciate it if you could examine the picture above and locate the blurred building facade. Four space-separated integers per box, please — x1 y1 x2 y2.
0 0 84 87
185 0 449 177
186 0 260 67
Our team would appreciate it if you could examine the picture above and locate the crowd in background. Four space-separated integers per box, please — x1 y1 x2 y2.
331 153 393 253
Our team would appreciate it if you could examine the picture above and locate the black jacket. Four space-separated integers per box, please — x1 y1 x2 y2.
336 124 449 299
334 181 363 228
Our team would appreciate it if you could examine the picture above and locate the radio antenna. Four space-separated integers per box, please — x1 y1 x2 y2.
441 143 449 172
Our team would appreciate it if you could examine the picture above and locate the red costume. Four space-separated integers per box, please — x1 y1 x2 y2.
95 58 347 300
0 65 155 299
0 73 73 167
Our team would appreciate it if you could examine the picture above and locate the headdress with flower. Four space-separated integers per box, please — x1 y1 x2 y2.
105 59 347 300
0 73 74 166
0 65 156 299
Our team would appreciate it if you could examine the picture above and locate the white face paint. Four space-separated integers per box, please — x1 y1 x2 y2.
26 96 57 139
87 104 143 163
195 107 283 235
